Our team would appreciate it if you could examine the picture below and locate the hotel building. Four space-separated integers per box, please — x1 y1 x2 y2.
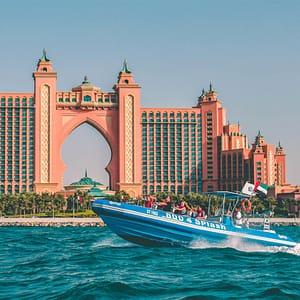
0 51 287 197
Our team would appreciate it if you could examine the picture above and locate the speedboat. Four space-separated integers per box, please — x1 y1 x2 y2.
92 192 296 248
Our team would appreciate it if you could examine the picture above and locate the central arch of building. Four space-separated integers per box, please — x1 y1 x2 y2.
33 53 142 198
60 112 118 188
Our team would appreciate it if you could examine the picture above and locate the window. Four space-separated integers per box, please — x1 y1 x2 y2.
84 95 91 102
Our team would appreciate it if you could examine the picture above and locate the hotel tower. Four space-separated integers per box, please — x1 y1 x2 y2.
0 51 286 197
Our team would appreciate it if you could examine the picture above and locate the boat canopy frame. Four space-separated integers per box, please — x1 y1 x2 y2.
204 191 251 220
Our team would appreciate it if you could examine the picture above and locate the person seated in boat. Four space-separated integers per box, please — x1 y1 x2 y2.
233 208 242 225
155 196 172 211
174 200 191 215
163 196 172 211
156 199 167 210
145 196 153 208
189 206 196 217
195 206 206 219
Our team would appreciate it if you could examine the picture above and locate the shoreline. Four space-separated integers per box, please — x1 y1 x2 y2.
248 217 300 226
0 217 104 227
0 216 299 227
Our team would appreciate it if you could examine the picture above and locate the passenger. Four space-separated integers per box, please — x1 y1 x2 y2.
163 196 172 211
189 206 196 217
174 201 189 215
195 206 206 219
145 196 153 208
155 196 172 211
184 201 194 215
156 199 167 210
233 208 242 225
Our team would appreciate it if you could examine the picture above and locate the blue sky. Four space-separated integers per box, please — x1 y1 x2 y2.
1 0 299 187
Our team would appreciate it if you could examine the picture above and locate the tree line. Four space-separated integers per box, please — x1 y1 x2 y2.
0 191 297 218
0 191 94 217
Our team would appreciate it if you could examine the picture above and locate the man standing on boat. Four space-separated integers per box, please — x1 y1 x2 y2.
233 208 242 225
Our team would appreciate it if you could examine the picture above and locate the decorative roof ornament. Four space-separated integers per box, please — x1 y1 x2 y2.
39 48 50 62
278 141 282 149
209 81 213 92
200 88 205 97
82 75 91 85
120 59 132 74
255 130 264 146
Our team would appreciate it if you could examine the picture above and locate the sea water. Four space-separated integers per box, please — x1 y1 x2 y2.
0 225 300 300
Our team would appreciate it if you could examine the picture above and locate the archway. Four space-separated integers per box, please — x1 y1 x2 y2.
61 123 111 187
33 53 142 196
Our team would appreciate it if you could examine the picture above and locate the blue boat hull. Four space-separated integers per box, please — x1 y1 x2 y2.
92 200 296 248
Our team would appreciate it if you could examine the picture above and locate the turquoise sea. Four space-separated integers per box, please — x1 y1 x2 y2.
0 225 300 300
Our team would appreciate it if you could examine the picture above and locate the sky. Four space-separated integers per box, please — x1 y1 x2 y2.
0 0 299 187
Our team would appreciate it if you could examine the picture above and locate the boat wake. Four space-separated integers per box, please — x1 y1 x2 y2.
92 235 134 249
269 242 300 256
189 238 300 256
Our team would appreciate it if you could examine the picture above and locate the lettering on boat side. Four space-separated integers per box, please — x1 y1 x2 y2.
109 201 121 206
150 212 227 230
278 234 288 240
146 209 159 216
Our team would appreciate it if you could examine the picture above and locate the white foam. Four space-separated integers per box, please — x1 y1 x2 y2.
92 235 133 248
189 238 300 256
269 243 300 256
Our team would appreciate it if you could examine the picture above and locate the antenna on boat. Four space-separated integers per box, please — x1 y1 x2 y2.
221 194 226 220
207 195 211 217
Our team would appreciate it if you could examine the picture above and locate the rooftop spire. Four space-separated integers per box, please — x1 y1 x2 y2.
200 88 205 97
209 81 213 92
85 169 88 177
120 59 131 74
82 75 91 85
39 48 50 62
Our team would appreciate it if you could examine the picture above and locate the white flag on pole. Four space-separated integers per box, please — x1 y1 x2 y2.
241 181 256 196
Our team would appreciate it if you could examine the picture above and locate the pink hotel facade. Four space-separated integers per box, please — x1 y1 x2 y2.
0 51 287 197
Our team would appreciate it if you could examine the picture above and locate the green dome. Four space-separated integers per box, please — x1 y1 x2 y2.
70 170 103 186
88 185 108 197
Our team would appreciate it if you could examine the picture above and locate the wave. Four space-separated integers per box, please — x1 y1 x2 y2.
189 237 300 256
91 234 135 249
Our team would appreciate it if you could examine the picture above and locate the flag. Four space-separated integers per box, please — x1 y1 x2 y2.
241 181 256 196
254 181 269 196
